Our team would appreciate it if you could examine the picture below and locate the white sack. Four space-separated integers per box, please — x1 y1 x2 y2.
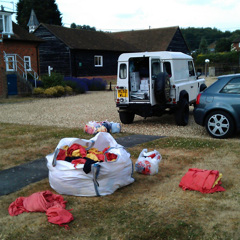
46 132 134 196
135 149 162 175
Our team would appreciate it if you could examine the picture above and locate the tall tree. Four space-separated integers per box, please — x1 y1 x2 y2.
199 37 209 54
16 0 62 29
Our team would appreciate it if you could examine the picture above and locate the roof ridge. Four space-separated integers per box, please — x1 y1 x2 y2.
111 26 179 34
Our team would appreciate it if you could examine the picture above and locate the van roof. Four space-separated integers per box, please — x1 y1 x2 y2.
118 51 192 61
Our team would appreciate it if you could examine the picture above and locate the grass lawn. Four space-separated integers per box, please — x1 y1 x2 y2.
0 123 239 240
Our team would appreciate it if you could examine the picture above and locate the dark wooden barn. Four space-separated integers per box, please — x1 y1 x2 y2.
34 24 189 77
34 24 135 77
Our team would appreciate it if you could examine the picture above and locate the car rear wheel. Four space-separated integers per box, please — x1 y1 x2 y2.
119 111 135 124
205 111 234 139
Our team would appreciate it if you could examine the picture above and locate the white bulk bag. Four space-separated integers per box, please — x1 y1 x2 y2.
46 132 134 196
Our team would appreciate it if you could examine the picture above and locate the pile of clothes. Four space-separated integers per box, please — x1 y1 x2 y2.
179 168 225 193
56 143 118 173
8 190 73 229
84 121 121 134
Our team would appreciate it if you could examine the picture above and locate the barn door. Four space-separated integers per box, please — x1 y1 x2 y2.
7 74 18 95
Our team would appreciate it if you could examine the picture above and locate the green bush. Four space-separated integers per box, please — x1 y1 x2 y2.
41 72 65 88
33 87 44 95
44 87 58 97
65 86 73 95
55 85 65 95
195 52 239 66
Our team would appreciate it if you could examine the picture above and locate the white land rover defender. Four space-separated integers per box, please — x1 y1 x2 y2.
115 51 206 126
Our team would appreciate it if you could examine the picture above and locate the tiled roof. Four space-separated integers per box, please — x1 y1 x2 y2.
232 37 240 43
110 26 179 51
27 9 39 27
3 22 43 42
39 23 137 52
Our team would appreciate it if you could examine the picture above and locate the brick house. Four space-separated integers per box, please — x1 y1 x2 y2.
232 37 240 51
0 9 42 98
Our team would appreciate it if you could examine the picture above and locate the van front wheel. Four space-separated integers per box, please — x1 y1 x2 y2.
119 111 135 124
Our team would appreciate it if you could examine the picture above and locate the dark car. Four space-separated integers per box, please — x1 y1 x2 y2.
194 74 240 138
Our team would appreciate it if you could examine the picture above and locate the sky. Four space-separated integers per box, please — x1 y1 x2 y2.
5 0 240 32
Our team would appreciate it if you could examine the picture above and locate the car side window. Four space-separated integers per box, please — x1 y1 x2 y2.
221 77 240 94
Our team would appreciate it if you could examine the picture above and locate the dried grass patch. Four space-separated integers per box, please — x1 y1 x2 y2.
0 123 239 239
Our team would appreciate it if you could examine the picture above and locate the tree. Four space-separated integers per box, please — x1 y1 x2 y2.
215 38 232 52
16 0 62 29
199 37 209 54
70 23 96 31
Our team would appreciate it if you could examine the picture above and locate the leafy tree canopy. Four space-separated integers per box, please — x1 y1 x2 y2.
70 23 96 31
17 0 62 29
181 27 234 52
215 38 232 52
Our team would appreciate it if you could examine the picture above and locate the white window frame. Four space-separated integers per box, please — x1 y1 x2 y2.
0 13 13 35
94 55 103 67
24 56 31 71
6 55 16 71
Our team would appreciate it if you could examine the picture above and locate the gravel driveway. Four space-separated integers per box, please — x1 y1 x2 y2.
0 90 210 139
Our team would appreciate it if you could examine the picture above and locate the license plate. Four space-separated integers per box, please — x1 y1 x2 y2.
118 89 128 98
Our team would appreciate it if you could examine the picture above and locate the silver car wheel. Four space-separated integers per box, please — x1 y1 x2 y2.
207 113 229 137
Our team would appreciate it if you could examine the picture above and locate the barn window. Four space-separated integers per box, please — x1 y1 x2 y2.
24 56 31 71
94 55 103 67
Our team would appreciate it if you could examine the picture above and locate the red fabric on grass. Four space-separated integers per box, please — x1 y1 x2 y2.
8 191 73 228
46 206 74 229
179 168 225 193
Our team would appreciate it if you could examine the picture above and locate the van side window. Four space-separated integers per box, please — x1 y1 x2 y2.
151 59 160 79
188 61 195 77
119 64 127 79
163 62 172 77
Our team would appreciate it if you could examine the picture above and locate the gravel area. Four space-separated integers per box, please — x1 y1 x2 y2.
0 90 209 139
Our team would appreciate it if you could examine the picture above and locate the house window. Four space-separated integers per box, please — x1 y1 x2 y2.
6 55 16 71
24 56 31 71
0 13 13 35
94 55 103 67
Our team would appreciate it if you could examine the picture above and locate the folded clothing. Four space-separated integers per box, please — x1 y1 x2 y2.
8 191 73 229
179 168 225 194
56 144 117 170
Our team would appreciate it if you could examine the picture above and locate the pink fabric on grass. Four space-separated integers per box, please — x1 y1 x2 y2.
8 190 73 228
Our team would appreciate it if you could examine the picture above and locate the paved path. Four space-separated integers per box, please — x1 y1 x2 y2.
0 134 163 196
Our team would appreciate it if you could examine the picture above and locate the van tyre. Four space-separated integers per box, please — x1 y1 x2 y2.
205 111 234 139
155 73 170 103
119 111 135 124
175 98 189 126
